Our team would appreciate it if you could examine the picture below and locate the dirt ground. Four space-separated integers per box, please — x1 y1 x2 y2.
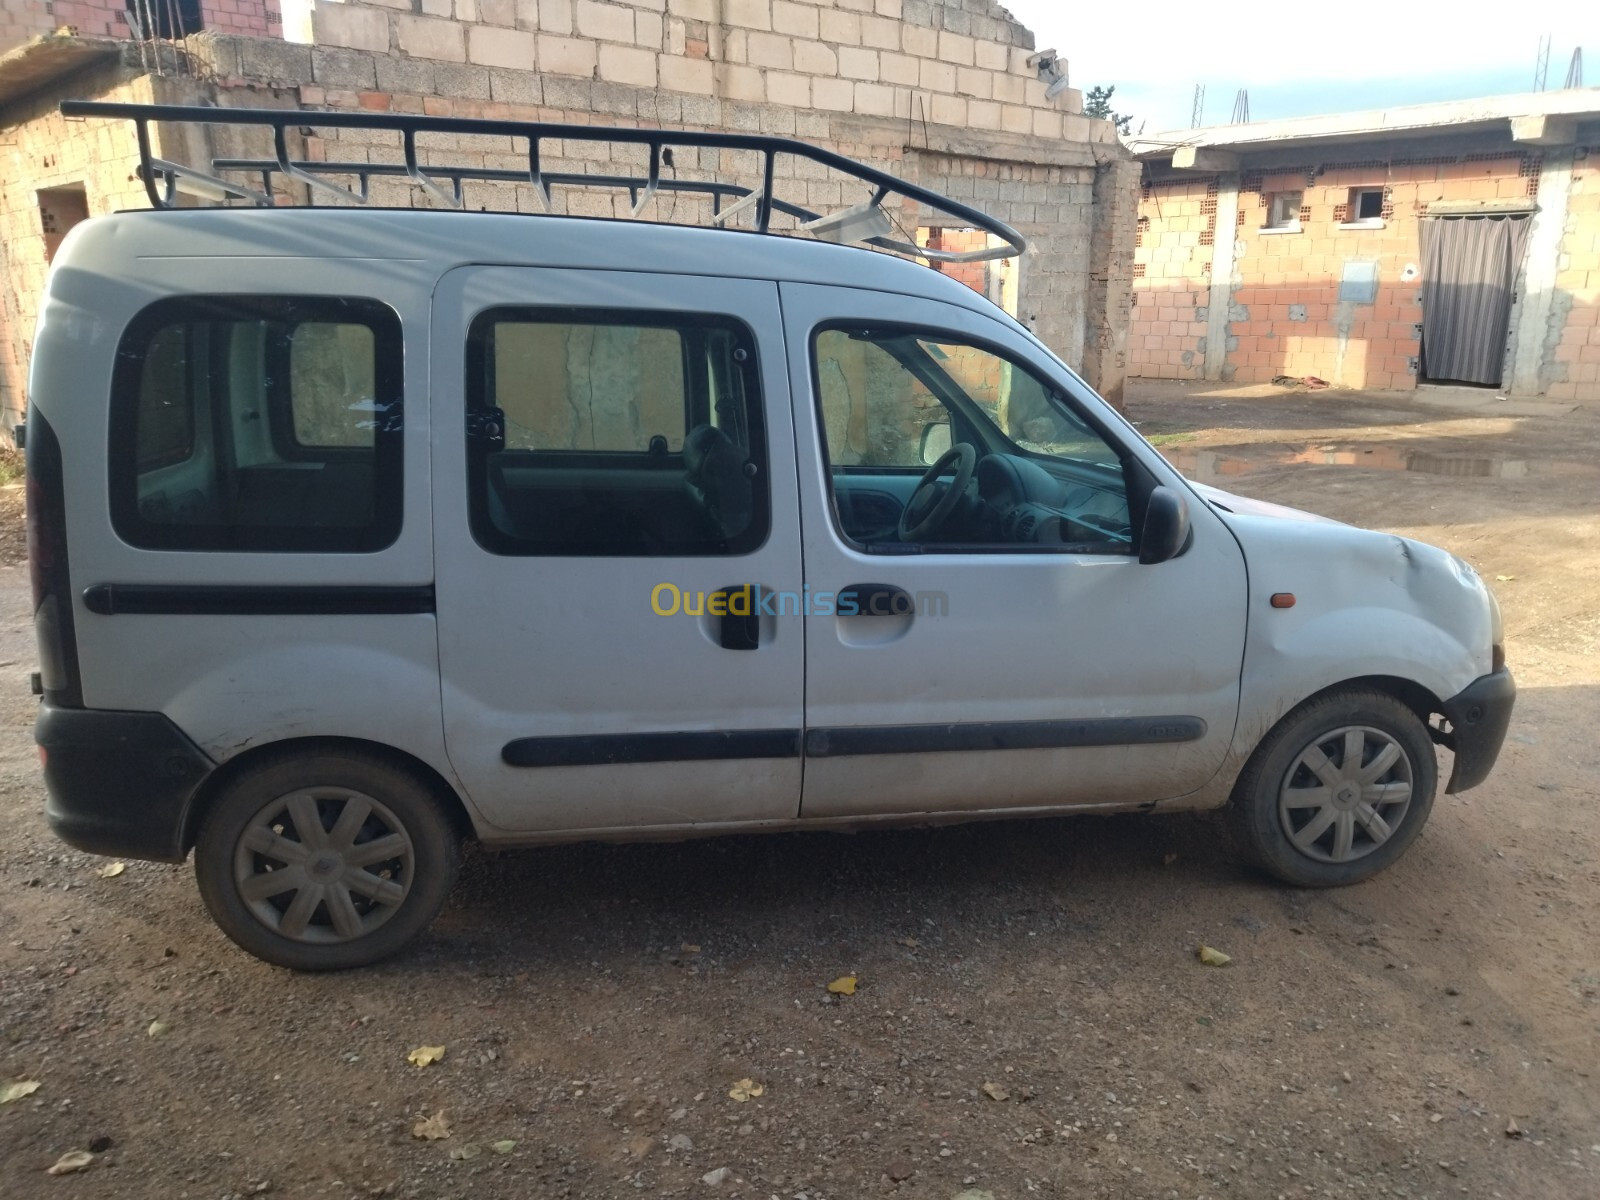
2 382 1597 1199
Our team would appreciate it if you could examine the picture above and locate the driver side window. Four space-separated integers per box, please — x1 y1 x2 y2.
812 326 1132 554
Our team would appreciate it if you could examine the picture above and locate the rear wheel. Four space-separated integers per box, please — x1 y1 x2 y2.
1229 688 1437 886
194 751 459 970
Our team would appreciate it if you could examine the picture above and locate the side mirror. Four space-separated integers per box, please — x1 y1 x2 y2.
919 421 952 466
1139 485 1190 565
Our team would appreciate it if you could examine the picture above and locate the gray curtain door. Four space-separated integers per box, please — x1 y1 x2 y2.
1419 213 1532 386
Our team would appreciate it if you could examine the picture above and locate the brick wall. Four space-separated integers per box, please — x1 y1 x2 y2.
0 63 160 422
1 0 281 54
1545 151 1600 401
1132 144 1593 392
1127 175 1211 379
309 0 1095 137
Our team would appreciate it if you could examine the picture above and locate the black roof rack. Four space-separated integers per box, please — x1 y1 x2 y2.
59 100 1026 265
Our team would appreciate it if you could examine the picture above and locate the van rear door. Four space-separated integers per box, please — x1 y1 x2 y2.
430 267 805 834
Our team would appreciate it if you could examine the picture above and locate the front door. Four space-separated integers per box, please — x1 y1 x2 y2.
432 268 804 833
781 283 1248 818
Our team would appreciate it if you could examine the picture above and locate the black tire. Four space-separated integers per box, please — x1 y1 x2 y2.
194 749 460 970
1228 688 1437 887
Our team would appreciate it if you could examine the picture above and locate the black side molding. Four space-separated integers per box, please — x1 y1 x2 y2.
804 716 1207 758
503 729 803 768
503 717 1206 768
83 583 436 616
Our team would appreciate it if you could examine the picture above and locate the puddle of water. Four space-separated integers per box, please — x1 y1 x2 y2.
1159 443 1589 481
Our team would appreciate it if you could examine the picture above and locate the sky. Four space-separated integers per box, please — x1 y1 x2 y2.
997 0 1600 134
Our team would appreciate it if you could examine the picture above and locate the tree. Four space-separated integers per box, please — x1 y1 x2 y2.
1085 84 1134 137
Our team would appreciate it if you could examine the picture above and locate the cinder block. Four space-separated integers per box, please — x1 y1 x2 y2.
860 15 900 50
813 77 855 113
309 7 389 56
238 35 314 81
719 64 766 102
854 82 896 117
435 61 493 99
747 32 792 70
539 0 573 35
820 10 862 46
724 0 772 32
375 54 438 95
658 55 714 95
765 71 811 108
469 26 535 69
598 43 657 87
478 0 517 27
312 47 380 89
938 31 974 67
879 52 918 86
901 24 936 58
538 34 596 76
576 0 635 43
489 67 542 105
837 46 878 81
395 15 467 63
772 0 817 38
793 40 838 75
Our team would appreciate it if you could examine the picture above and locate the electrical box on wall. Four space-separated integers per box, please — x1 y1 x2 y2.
1338 261 1380 305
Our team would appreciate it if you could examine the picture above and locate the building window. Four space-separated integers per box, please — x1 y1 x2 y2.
37 186 89 264
1264 190 1303 231
1345 187 1385 224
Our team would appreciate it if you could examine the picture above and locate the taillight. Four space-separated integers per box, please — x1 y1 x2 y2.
25 409 82 707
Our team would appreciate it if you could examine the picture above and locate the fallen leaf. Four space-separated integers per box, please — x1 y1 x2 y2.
1495 575 1514 582
491 1140 517 1155
407 1045 446 1068
447 1144 480 1161
412 1111 451 1140
97 862 125 879
981 1081 1010 1102
1505 1117 1523 1138
1 1080 42 1104
146 1019 171 1038
46 1151 93 1176
727 1078 764 1102
1196 945 1232 967
826 975 858 996
898 937 919 948
701 1167 732 1186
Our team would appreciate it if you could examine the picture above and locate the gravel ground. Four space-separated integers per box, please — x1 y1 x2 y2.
1 383 1597 1199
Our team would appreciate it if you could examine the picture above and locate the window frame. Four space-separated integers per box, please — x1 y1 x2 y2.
109 294 405 554
464 305 771 558
808 320 1148 558
1263 189 1304 232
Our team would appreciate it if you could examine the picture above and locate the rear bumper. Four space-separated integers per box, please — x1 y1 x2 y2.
36 702 215 863
1437 667 1515 794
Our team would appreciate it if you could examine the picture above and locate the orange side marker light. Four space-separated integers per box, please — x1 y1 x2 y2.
1270 593 1296 609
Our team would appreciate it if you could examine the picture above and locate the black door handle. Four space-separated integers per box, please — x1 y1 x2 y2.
838 583 913 618
713 585 760 650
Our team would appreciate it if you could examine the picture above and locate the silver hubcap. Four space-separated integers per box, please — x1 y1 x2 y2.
1277 725 1413 864
233 787 414 944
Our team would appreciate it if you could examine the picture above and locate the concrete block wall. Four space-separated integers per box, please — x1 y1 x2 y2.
1544 150 1600 401
307 0 1100 138
1131 144 1600 395
0 0 51 56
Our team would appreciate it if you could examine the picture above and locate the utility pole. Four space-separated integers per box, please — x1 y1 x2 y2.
1191 84 1206 129
1534 33 1551 91
1564 47 1584 89
1231 89 1250 124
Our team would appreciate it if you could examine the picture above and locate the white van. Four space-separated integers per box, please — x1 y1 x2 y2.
26 103 1513 969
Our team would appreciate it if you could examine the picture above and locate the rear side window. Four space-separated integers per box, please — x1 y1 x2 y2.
466 308 768 556
110 296 403 552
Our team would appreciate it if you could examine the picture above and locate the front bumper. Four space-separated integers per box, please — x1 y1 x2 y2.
1436 667 1516 794
36 701 216 863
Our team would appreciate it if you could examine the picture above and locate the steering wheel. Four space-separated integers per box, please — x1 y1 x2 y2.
898 443 978 542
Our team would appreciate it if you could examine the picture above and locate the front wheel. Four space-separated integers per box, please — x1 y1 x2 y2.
194 750 460 970
1229 688 1438 887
